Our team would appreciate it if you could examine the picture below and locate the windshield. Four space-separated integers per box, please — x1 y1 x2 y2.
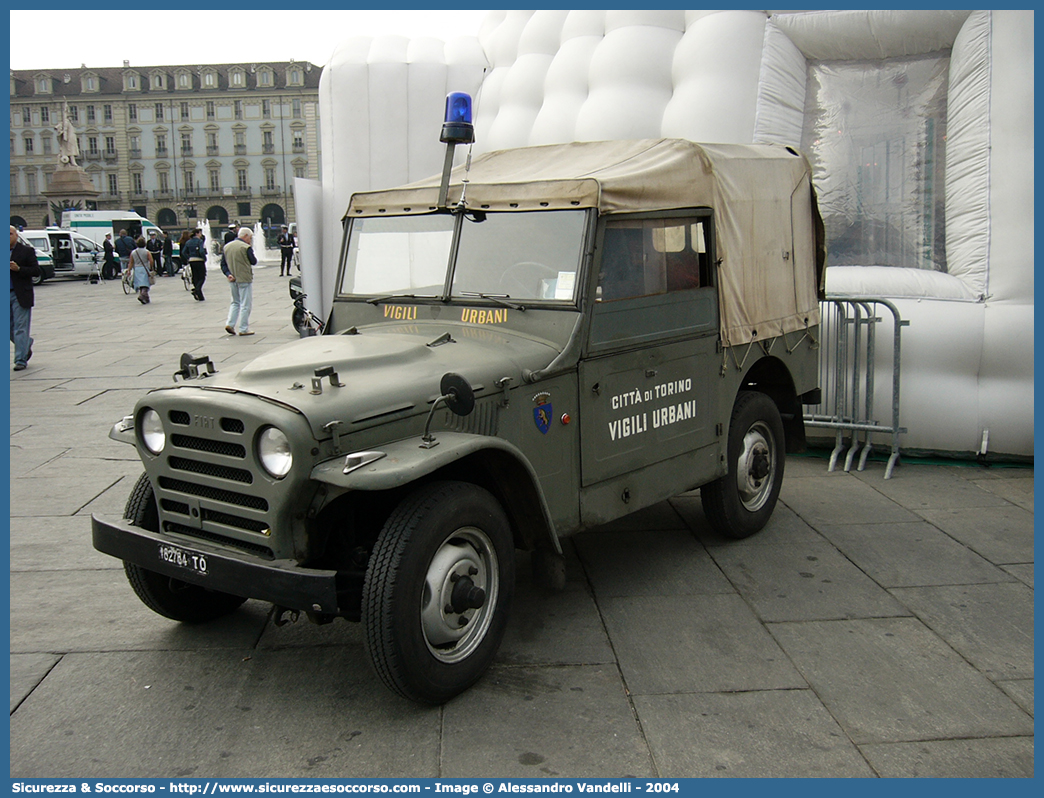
340 210 587 302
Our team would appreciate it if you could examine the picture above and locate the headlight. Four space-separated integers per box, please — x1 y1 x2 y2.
140 408 165 455
258 426 293 478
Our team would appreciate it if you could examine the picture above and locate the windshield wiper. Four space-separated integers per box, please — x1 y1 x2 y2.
459 292 526 311
366 294 437 305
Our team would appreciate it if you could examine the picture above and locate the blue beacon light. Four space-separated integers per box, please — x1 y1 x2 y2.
440 92 474 145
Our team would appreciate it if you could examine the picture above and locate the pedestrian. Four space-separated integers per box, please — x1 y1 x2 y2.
162 231 175 277
145 230 164 276
114 228 135 275
129 236 155 304
102 233 119 280
277 225 295 276
223 227 257 336
182 228 207 301
10 225 41 371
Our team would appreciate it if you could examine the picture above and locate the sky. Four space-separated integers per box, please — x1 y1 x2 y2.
9 9 493 71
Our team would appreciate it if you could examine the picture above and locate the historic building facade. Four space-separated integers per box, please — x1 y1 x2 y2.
10 60 321 236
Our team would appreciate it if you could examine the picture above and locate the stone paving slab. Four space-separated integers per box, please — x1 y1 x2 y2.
768 617 1034 744
633 690 875 777
710 539 910 622
816 521 1012 588
859 737 1035 778
889 582 1034 681
573 526 734 598
10 653 60 713
672 496 826 547
10 515 123 571
771 472 921 526
601 594 806 695
442 664 654 778
10 570 270 654
917 505 1035 565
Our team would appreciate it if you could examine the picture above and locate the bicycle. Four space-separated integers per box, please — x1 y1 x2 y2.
121 265 133 295
181 262 193 292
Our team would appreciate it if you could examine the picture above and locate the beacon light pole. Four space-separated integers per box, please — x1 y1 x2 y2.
437 92 474 210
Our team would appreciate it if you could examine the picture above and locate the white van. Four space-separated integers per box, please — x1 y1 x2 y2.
62 210 180 265
21 228 103 282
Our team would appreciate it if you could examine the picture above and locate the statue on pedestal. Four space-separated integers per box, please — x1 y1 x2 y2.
54 100 80 168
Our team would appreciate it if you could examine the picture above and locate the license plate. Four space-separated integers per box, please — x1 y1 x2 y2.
158 543 209 576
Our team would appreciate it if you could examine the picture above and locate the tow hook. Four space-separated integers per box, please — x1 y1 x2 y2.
271 606 300 627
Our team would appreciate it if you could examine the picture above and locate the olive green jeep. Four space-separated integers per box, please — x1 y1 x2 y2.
93 138 825 704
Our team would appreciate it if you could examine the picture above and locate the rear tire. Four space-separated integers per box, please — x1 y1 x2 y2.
122 473 247 623
701 391 785 539
362 481 515 704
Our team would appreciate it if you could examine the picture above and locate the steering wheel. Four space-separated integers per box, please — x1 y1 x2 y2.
498 261 557 297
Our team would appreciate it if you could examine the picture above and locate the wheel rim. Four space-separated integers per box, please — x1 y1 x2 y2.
736 420 776 512
420 527 499 664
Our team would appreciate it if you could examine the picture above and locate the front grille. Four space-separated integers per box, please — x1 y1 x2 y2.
168 456 253 484
172 434 246 458
155 407 281 557
165 521 274 559
159 476 268 511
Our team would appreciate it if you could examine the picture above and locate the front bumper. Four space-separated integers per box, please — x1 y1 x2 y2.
92 513 339 614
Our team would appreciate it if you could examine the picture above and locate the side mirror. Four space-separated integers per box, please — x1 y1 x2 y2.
421 373 475 449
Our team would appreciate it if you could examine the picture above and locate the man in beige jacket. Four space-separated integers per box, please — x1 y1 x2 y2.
223 227 257 336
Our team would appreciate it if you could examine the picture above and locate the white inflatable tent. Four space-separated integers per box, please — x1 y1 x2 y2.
313 9 1033 460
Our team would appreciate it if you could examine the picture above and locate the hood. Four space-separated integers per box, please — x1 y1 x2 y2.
215 324 562 439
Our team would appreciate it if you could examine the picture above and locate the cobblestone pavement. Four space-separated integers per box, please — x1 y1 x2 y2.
9 268 1034 778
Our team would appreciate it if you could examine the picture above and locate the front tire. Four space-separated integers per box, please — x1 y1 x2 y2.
121 473 247 623
701 391 785 539
363 481 515 704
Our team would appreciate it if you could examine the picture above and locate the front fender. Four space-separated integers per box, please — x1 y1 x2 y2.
309 431 562 553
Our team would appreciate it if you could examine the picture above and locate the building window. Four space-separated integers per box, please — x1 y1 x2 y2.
294 164 305 179
23 136 34 155
292 98 302 119
259 70 271 87
154 102 163 121
179 73 189 89
22 107 32 125
69 105 78 122
234 130 246 155
129 134 141 157
206 101 215 120
26 172 37 195
181 101 189 120
183 170 195 192
108 173 118 195
132 172 143 194
128 104 137 122
87 136 99 155
209 168 220 192
203 72 215 88
231 71 244 87
36 77 50 93
153 74 163 89
104 104 113 123
238 202 251 217
85 76 96 91
262 130 274 153
206 131 218 155
42 137 52 155
11 172 19 196
158 172 169 192
292 130 304 151
180 132 193 156
234 100 242 120
105 136 116 155
237 168 248 191
124 75 135 90
290 69 301 85
40 106 50 124
262 99 271 119
86 105 96 123
10 137 16 155
155 134 167 157
264 167 277 191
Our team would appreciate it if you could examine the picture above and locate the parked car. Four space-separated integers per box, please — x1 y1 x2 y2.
92 137 825 704
20 228 101 282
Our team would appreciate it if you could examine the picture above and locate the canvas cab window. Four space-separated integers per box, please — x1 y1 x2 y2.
597 216 711 301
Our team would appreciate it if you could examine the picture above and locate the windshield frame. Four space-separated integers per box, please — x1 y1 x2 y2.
336 208 592 309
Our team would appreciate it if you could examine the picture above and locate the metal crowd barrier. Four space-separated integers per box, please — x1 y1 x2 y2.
803 297 909 479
